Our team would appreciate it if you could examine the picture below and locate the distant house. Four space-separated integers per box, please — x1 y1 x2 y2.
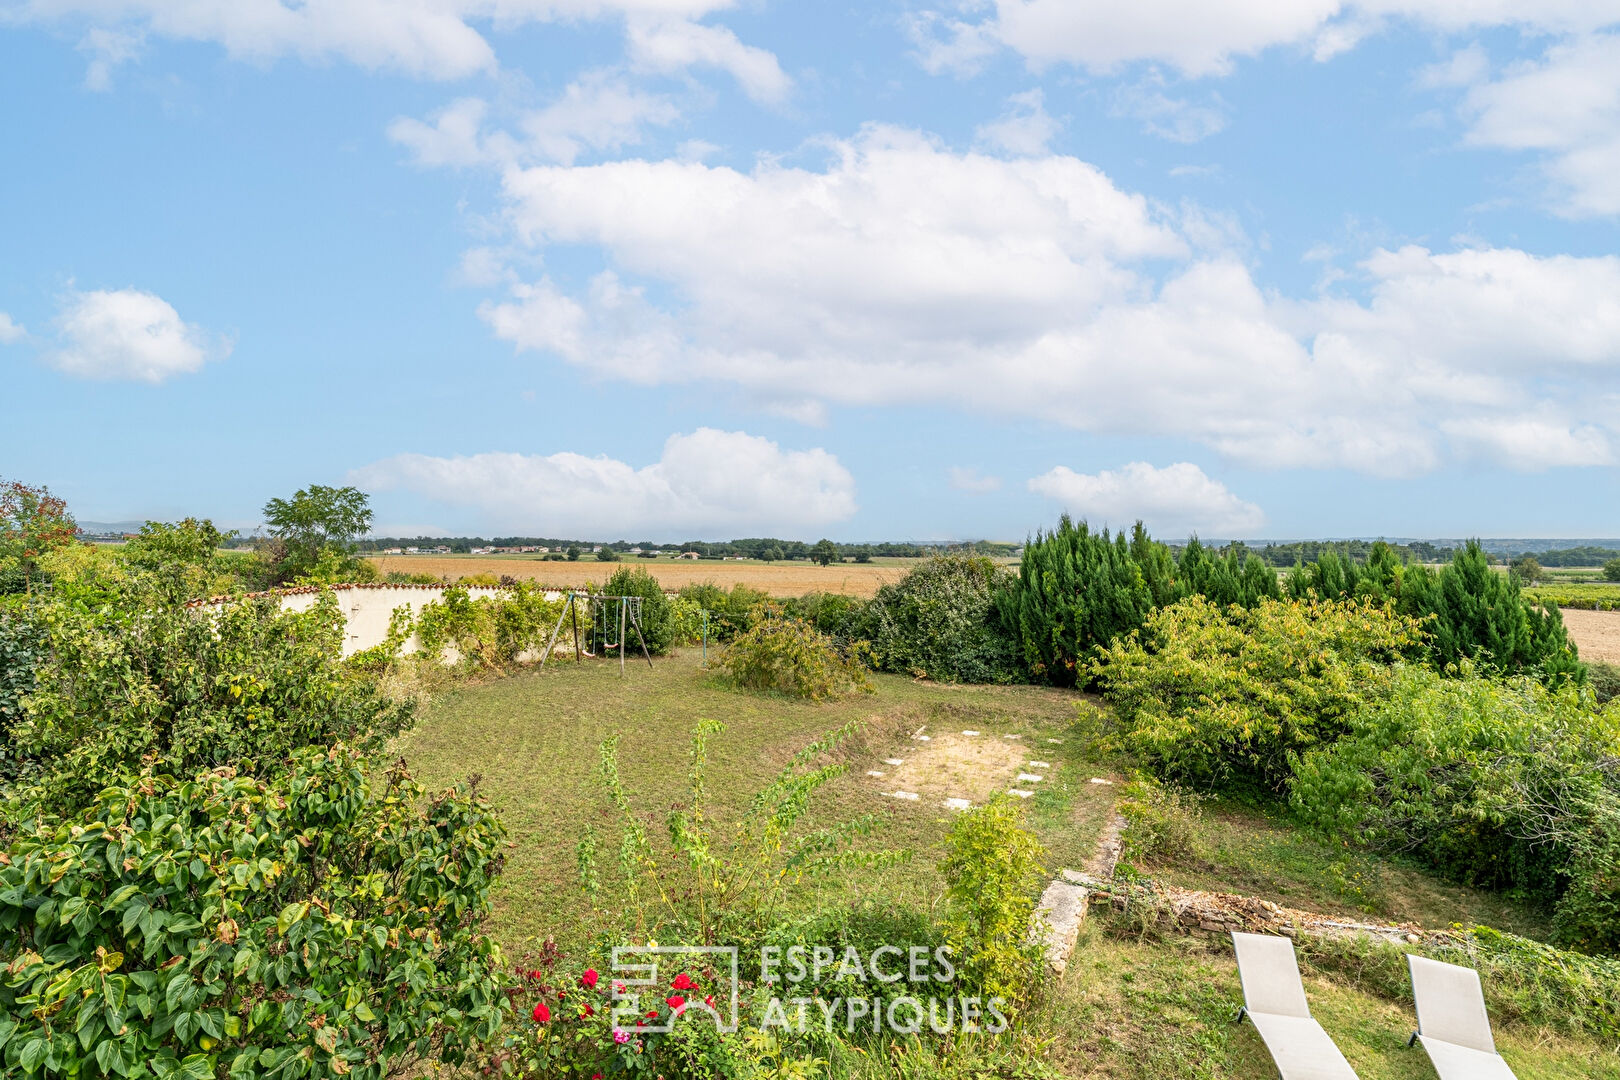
383 547 403 555
405 546 421 554
680 551 700 559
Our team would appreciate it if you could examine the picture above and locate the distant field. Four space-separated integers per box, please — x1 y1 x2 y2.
366 554 918 597
1563 608 1620 664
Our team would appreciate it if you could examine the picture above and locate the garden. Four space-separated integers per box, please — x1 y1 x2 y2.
4 481 1620 1078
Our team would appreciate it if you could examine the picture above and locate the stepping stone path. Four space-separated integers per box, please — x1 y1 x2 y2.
1007 789 1034 798
1008 752 1052 798
960 729 981 736
865 770 885 777
873 728 1058 810
942 797 972 811
883 758 905 766
1088 777 1114 786
1002 733 1022 740
1028 761 1051 769
1016 772 1045 783
1047 738 1063 744
883 790 919 801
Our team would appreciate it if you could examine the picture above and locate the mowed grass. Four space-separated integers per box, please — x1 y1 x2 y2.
391 648 1104 956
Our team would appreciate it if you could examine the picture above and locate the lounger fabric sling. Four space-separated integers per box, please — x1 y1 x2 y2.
1231 932 1359 1079
1407 955 1518 1079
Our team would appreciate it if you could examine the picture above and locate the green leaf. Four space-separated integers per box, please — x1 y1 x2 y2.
180 1053 214 1080
20 1038 48 1073
165 972 190 1012
96 1037 120 1075
232 949 255 978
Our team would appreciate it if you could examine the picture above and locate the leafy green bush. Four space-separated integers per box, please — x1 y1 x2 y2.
600 566 674 654
1290 664 1620 948
1605 558 1620 583
0 610 44 785
0 746 508 1080
7 590 412 820
1116 777 1204 871
939 796 1044 1016
1092 596 1424 791
859 556 1019 683
1589 661 1620 705
718 611 872 701
676 582 772 640
413 583 566 669
781 590 864 639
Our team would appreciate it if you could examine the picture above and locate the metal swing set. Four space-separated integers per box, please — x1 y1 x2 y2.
538 591 654 674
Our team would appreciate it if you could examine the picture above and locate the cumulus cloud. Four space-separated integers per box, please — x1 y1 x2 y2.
13 0 774 85
1453 33 1620 217
49 288 228 383
466 124 1620 475
947 466 1002 494
1028 461 1265 536
352 428 857 537
910 1 1620 79
0 313 24 344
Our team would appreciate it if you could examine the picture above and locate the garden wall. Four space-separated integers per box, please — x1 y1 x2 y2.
188 583 563 658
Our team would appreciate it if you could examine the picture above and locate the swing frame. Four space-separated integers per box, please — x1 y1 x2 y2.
539 591 654 674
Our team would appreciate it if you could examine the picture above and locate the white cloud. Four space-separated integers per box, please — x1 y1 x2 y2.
948 466 1002 494
462 125 1620 475
1028 461 1265 536
1036 459 1263 537
49 288 228 383
625 16 791 103
389 75 679 169
1454 33 1620 217
352 428 856 536
0 313 24 344
911 1 1620 79
974 89 1061 156
15 1 771 85
77 26 142 90
1111 76 1227 143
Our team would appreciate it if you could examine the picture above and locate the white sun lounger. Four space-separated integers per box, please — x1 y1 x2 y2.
1231 932 1359 1079
1406 955 1518 1079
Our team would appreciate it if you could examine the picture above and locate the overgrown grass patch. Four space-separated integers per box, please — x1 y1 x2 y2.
392 649 1096 955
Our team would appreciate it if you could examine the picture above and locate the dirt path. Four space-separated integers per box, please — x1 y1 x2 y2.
1563 607 1620 663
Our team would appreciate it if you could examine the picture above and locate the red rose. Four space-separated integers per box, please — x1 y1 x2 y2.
580 1003 594 1017
582 969 600 989
532 1003 551 1023
666 995 685 1011
670 973 695 991
704 995 715 1008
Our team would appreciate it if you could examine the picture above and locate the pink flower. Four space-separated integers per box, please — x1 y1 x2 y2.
613 981 626 995
581 969 599 989
613 1029 630 1044
532 1003 551 1023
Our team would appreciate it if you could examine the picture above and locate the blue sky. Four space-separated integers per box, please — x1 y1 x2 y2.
4 1 1620 542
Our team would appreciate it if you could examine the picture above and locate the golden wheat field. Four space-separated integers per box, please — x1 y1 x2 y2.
365 555 913 598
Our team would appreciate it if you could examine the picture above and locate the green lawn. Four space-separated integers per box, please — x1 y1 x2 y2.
392 650 1620 1078
392 648 1101 956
